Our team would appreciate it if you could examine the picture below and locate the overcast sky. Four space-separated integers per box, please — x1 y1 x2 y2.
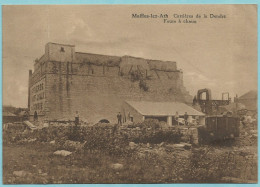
2 5 258 107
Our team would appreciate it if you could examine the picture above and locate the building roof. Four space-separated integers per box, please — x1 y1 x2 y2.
237 90 257 111
126 101 205 116
47 42 75 47
2 111 17 117
238 90 257 100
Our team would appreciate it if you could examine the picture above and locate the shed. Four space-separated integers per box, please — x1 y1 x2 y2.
122 101 205 126
2 111 19 123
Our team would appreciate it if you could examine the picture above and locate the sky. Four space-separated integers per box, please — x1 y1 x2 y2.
2 5 258 107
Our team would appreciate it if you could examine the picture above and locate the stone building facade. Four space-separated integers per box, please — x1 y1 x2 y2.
28 42 192 123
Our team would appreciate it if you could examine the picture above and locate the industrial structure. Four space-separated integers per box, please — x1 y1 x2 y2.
193 88 231 115
28 42 193 123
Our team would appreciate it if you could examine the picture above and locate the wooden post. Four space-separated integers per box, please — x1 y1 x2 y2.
167 116 172 126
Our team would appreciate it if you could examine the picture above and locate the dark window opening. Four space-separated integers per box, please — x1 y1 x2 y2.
145 116 167 123
99 119 110 123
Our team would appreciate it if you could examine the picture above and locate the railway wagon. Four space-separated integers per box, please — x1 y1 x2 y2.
198 116 240 144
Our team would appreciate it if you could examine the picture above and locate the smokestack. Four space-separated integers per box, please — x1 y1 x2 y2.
28 70 32 109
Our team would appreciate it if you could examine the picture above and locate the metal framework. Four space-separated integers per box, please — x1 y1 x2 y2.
196 88 231 115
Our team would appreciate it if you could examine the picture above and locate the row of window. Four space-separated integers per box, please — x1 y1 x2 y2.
32 103 43 111
32 92 45 102
32 83 44 94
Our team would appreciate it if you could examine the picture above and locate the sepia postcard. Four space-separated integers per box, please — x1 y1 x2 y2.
1 4 258 184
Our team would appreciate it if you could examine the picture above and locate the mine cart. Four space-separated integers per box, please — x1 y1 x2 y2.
198 116 240 144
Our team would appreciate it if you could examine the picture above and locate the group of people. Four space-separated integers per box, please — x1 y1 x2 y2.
174 111 189 125
117 111 190 126
73 111 191 126
73 111 126 126
116 112 134 125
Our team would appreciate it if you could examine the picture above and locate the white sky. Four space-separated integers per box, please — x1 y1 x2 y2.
2 5 258 107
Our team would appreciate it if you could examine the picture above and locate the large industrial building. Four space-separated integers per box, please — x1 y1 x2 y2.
28 42 193 123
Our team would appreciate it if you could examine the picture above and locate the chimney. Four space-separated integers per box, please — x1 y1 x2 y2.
28 70 32 109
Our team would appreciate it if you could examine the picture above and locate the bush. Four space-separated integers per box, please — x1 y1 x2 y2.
82 128 133 156
139 80 149 91
130 70 142 82
133 130 182 144
130 119 182 144
181 147 257 183
135 119 160 129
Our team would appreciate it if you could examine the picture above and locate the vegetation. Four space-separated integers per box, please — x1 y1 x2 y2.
2 120 258 184
139 79 149 92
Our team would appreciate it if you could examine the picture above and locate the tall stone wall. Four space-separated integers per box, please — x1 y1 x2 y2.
43 64 192 123
29 43 192 123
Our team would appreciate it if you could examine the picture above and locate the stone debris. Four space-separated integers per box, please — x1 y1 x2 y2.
3 118 258 183
181 143 192 150
64 140 85 150
13 170 28 177
23 121 37 130
111 163 124 170
20 138 37 143
129 142 137 149
28 138 37 142
159 142 165 147
173 144 186 148
41 173 48 176
165 144 186 151
38 122 49 129
53 150 72 157
137 152 146 158
50 140 55 144
249 130 257 135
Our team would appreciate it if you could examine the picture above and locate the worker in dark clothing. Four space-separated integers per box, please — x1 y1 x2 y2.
72 111 80 141
112 112 122 136
34 111 38 121
241 116 246 128
175 111 179 125
75 111 79 126
184 112 188 125
117 112 122 125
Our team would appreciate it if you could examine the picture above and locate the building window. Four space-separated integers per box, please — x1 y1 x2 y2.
60 47 65 52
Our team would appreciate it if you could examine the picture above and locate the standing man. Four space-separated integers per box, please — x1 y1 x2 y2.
175 111 179 125
241 115 246 128
34 111 38 121
72 111 80 141
117 112 122 125
113 112 122 135
75 111 79 126
184 112 188 125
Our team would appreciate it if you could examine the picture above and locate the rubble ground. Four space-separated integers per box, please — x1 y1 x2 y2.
2 121 258 184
